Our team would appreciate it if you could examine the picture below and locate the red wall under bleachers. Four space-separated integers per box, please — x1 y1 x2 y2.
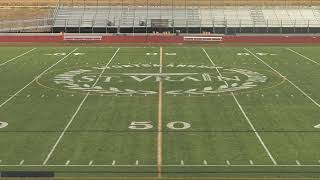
0 35 63 42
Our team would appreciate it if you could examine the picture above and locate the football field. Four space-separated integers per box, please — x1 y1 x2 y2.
0 45 319 179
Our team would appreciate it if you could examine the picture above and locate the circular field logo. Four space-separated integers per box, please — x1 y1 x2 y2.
38 63 279 96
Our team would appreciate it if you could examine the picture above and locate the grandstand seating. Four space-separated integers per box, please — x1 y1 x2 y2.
53 6 320 29
1 0 320 33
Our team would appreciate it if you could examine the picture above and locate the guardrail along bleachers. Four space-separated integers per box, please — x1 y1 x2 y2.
63 33 102 41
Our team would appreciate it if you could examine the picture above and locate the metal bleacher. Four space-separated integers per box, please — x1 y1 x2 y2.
53 6 320 28
52 5 320 33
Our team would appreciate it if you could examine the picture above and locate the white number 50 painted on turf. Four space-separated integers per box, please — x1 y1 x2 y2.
129 122 154 130
0 121 8 128
129 121 191 130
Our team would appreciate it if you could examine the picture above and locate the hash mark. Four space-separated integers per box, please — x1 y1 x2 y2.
296 160 301 166
180 160 184 165
19 160 24 165
203 160 208 165
226 160 231 166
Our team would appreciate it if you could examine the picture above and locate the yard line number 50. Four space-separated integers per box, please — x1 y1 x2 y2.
129 121 191 130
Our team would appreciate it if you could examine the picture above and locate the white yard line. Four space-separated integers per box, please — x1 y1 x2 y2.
157 47 163 178
232 95 277 165
202 48 278 165
286 48 320 65
0 48 78 109
42 48 120 165
0 48 36 67
245 48 320 109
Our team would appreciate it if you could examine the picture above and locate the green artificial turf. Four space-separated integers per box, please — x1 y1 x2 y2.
0 45 319 179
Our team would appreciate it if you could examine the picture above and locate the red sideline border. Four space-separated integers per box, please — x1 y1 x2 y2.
0 34 320 43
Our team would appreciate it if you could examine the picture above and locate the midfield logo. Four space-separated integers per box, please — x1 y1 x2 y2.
52 64 268 96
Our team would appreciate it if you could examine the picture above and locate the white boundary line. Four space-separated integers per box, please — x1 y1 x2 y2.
0 48 78 109
1 164 320 167
244 48 320 109
202 48 278 165
286 48 320 66
0 48 36 67
42 48 120 165
157 47 163 178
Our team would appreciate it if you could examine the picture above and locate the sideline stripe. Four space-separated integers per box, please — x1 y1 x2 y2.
202 48 278 165
42 48 120 165
157 47 163 178
0 48 78 109
286 48 320 65
40 177 320 180
0 48 36 67
1 164 320 167
245 48 320 108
